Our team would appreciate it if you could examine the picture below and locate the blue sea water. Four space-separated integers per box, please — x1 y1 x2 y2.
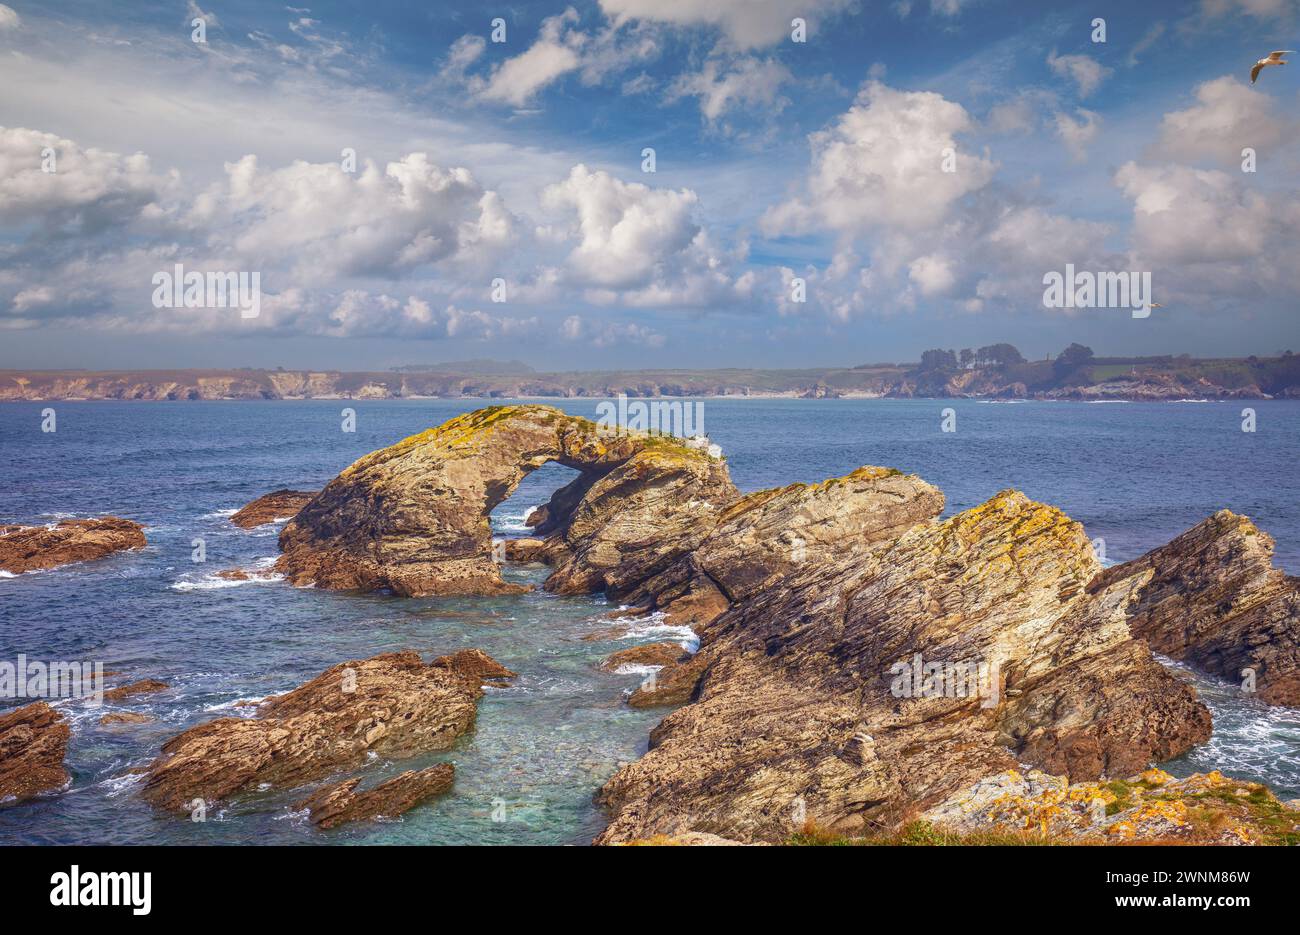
1 397 1298 844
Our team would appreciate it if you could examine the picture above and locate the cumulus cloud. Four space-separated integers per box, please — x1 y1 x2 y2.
541 164 700 288
0 126 178 234
540 165 754 309
1046 51 1112 97
1152 76 1295 167
0 4 20 30
1114 162 1274 265
598 0 852 49
216 152 515 279
762 82 996 235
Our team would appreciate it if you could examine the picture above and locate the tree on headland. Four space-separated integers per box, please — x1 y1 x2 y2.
974 343 1025 368
1054 343 1095 380
918 349 959 373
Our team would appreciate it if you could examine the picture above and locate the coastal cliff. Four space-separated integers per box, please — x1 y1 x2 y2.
4 348 1297 403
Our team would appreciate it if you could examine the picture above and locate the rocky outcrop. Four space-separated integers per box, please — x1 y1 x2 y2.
141 651 493 811
0 702 70 804
921 768 1300 845
297 764 455 829
1091 510 1300 705
103 679 169 702
276 405 733 597
429 649 518 685
599 643 688 672
0 517 145 575
595 489 1211 844
230 490 317 529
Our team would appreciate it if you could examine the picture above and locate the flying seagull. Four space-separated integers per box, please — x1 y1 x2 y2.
1252 50 1294 84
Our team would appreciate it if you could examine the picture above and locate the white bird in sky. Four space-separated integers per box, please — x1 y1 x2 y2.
1251 50 1294 84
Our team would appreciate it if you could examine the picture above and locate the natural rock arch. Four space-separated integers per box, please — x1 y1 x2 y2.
275 405 735 597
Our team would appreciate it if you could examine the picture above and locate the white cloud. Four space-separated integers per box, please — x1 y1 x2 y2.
541 164 700 288
474 9 584 106
0 4 20 30
216 152 515 279
1114 161 1274 265
0 126 177 232
1153 76 1295 167
1047 51 1112 97
1054 108 1101 161
598 0 852 49
669 56 791 124
762 82 996 236
559 313 665 347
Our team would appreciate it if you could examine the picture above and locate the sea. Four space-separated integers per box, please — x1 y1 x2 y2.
1 397 1298 844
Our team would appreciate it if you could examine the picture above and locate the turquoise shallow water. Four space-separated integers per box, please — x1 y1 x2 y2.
1 398 1298 843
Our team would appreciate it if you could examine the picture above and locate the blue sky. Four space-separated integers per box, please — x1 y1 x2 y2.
1 0 1298 370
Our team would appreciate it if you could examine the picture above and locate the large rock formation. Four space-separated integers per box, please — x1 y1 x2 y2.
141 651 498 811
0 702 70 804
0 517 145 575
595 489 1212 844
276 405 734 597
230 490 317 529
1091 510 1300 705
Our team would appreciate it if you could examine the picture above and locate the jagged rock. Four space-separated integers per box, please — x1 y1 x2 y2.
595 489 1211 844
542 446 738 598
0 702 70 803
922 768 1300 845
297 764 455 829
0 517 145 575
626 654 708 708
610 465 942 630
429 649 518 685
141 651 493 811
276 405 732 597
103 679 168 702
230 490 317 529
502 538 549 563
1092 510 1300 705
599 642 688 672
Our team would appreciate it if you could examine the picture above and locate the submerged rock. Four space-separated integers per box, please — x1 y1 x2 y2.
0 517 145 575
0 702 70 804
275 405 733 597
99 712 154 726
297 764 455 829
141 650 494 812
599 642 688 672
429 649 518 685
1092 510 1300 705
230 490 318 529
595 489 1211 844
103 679 169 702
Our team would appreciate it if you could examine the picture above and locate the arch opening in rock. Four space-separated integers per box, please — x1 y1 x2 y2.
274 405 736 598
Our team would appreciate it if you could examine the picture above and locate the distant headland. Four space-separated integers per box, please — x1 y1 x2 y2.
3 344 1298 402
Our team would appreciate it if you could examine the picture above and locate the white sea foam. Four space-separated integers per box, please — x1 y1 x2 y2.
612 663 663 676
201 508 238 519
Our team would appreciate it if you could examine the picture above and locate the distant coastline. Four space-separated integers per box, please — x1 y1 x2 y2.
3 347 1299 402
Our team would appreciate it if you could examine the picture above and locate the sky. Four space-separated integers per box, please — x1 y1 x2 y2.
1 0 1298 371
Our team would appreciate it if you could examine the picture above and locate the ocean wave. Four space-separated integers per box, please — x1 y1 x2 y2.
200 508 238 519
170 561 283 592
